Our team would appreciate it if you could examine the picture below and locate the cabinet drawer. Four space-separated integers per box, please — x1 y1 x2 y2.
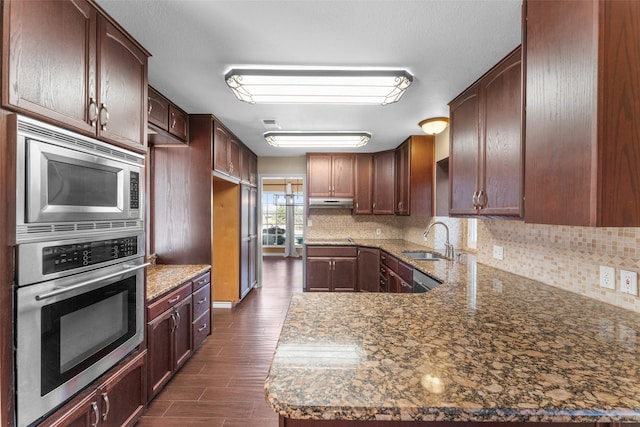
379 275 387 292
147 283 191 321
192 271 211 292
192 311 211 350
306 246 357 257
192 284 211 320
398 261 413 284
380 251 398 271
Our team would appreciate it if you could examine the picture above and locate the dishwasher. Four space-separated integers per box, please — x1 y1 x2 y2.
412 269 442 293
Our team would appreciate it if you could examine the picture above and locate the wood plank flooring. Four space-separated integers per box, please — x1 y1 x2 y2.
137 257 303 426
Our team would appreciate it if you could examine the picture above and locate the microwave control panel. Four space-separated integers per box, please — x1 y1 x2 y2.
42 236 139 274
130 171 140 210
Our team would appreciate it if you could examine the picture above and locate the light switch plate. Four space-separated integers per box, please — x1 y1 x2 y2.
620 269 638 296
493 245 504 260
599 266 615 289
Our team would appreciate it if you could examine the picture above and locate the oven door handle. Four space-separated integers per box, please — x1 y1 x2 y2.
35 263 151 301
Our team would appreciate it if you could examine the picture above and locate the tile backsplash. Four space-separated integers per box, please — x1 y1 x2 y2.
307 210 640 313
476 220 640 312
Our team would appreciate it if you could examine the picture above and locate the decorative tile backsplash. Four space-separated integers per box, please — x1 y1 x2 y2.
307 210 640 313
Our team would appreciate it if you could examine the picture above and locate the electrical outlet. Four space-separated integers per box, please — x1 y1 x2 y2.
492 245 504 260
620 269 638 296
376 228 381 236
599 266 615 289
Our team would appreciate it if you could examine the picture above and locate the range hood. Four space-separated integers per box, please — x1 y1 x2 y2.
308 197 354 209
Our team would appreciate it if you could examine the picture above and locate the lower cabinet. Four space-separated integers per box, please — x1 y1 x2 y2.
146 270 211 402
380 251 413 293
357 247 380 292
41 350 146 427
306 246 358 292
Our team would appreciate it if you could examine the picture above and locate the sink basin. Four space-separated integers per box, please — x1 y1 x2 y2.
401 250 445 260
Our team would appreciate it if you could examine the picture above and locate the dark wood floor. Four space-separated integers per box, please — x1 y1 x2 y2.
137 257 303 427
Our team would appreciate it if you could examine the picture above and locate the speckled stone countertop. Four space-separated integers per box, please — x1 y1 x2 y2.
146 264 211 301
269 240 640 422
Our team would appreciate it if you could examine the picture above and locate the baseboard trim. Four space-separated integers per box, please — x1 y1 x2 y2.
212 301 235 309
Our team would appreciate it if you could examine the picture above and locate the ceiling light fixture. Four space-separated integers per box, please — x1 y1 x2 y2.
419 117 450 135
225 69 412 105
264 132 371 148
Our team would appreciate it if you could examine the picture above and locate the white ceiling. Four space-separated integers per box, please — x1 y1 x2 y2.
96 0 522 157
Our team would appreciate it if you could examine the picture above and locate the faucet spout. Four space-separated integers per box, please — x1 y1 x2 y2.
423 221 455 259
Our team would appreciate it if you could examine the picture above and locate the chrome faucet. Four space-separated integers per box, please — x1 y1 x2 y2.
423 221 455 259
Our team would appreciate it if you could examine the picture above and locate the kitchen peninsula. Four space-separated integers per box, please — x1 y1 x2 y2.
266 243 640 426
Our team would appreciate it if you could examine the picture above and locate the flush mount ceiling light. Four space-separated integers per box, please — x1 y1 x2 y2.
419 117 450 135
264 132 371 148
225 69 412 105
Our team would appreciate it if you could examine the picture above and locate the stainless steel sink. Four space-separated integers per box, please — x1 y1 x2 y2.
401 250 444 260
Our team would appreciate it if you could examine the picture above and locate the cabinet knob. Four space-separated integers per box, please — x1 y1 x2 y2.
101 393 110 421
99 103 109 130
88 97 98 126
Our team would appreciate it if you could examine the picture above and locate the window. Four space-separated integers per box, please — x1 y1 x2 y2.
262 179 304 247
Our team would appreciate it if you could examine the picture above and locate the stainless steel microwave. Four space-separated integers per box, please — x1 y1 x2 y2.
15 116 144 242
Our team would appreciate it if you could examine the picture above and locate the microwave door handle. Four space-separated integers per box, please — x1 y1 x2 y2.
35 263 151 301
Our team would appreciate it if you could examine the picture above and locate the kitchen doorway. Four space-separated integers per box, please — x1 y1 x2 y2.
257 175 305 289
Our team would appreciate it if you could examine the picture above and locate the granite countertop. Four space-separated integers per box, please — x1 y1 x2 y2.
146 264 211 301
269 241 640 422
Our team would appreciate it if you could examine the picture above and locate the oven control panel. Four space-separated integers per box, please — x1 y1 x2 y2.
42 236 139 274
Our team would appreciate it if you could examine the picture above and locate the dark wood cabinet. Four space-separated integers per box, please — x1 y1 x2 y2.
240 185 258 299
357 247 379 292
379 251 412 294
2 0 150 151
449 46 523 217
305 246 357 292
147 86 189 144
354 154 373 214
214 123 242 179
525 0 640 226
147 283 193 401
240 146 258 185
395 135 435 216
41 350 146 427
307 154 355 198
373 150 396 214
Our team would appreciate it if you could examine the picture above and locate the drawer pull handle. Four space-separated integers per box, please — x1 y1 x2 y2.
90 402 99 427
101 393 110 421
198 323 207 332
168 295 180 304
198 297 207 304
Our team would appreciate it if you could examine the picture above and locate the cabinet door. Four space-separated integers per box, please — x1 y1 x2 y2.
240 146 252 183
147 310 174 400
481 48 523 216
97 18 147 149
173 297 193 371
2 0 97 135
331 154 355 198
387 270 400 293
357 247 379 292
99 351 146 427
354 154 373 214
249 152 258 186
168 104 189 141
332 257 358 292
305 257 332 291
228 138 241 178
307 154 332 197
395 141 409 215
41 391 99 427
148 87 169 129
214 124 230 173
373 150 395 214
449 84 480 215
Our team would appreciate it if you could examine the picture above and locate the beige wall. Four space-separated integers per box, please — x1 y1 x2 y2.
258 156 306 175
434 127 450 162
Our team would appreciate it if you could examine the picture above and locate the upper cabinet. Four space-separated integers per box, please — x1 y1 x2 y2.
213 121 256 185
2 0 149 152
395 135 434 216
372 150 395 215
148 86 189 144
354 154 373 214
524 0 640 226
307 154 355 198
449 46 523 217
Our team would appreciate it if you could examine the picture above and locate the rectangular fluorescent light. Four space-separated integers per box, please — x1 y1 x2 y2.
264 132 371 148
225 69 412 105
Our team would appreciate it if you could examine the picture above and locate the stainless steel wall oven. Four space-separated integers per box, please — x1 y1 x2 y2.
13 116 147 427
